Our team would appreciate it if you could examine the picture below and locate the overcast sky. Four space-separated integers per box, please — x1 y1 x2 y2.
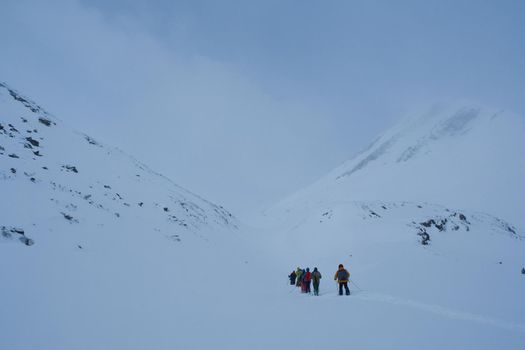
1 0 524 217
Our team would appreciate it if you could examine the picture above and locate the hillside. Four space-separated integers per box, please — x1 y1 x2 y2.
254 104 525 349
268 104 525 227
0 82 236 249
0 82 257 350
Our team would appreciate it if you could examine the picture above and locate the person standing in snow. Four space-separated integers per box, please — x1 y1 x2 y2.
311 267 322 296
289 270 297 285
295 268 303 287
334 264 351 296
300 270 307 293
303 268 312 294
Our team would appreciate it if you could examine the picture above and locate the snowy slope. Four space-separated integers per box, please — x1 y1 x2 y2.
0 82 258 350
254 199 525 349
269 104 525 227
0 81 236 249
254 104 525 349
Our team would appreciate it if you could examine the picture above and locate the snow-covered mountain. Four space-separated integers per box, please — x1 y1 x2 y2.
0 83 258 350
269 103 525 228
255 104 525 349
0 81 236 249
262 103 525 276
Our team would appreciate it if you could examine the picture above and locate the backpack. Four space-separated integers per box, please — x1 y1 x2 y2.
312 271 321 281
337 269 349 281
304 272 311 282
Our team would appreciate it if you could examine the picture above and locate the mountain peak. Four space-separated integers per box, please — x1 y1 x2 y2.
270 103 525 227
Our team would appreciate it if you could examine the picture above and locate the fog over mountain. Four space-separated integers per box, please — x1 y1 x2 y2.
2 0 524 216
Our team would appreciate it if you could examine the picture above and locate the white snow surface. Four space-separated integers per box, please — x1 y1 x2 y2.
1 84 525 350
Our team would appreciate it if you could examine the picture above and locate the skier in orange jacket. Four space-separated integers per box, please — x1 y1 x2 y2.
334 264 351 295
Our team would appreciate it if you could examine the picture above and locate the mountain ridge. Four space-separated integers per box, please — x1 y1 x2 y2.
267 104 525 227
0 82 237 248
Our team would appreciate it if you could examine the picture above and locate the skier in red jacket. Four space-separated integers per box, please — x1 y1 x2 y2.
303 268 312 294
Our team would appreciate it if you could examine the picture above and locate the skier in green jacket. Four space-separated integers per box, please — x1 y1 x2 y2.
295 267 303 287
311 267 322 296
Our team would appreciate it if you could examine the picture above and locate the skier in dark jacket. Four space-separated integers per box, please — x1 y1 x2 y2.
334 264 351 295
289 270 297 285
303 268 312 294
311 267 322 296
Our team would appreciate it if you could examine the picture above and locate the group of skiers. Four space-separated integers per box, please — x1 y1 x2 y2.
289 267 322 295
289 264 351 296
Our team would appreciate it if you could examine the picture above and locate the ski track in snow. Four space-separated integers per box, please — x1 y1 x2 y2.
293 287 525 333
353 291 525 333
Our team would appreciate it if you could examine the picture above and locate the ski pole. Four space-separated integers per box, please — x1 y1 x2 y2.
349 279 362 291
